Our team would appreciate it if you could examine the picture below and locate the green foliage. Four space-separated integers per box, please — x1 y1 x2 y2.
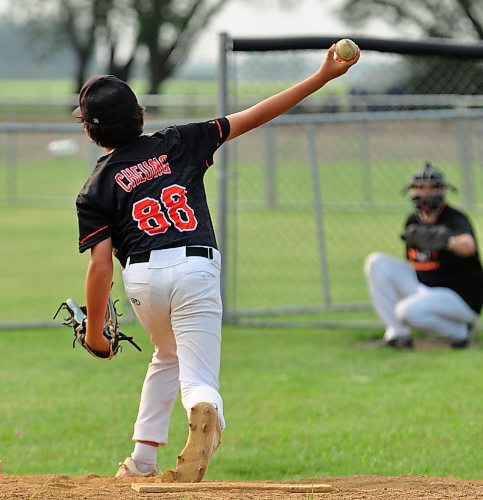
335 0 483 94
0 325 481 478
0 79 218 98
1 149 482 322
336 0 483 41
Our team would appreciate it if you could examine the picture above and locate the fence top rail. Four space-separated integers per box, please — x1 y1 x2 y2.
271 107 483 124
0 94 218 106
0 108 482 133
2 95 483 116
0 119 201 133
229 35 483 58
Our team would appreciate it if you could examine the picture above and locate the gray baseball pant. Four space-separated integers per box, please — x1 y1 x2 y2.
364 252 476 342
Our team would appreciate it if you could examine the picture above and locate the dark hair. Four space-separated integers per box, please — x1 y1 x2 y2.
84 104 145 149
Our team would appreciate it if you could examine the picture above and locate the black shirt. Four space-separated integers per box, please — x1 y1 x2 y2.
76 118 230 267
404 205 483 313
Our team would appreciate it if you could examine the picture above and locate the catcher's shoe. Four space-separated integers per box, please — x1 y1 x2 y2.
366 336 413 349
451 323 476 349
173 402 222 483
386 336 414 349
115 457 159 478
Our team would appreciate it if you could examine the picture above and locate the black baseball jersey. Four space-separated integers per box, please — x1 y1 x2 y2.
404 205 483 313
76 118 231 267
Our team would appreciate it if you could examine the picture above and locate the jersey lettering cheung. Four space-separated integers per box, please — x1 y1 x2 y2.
77 118 230 267
404 205 483 313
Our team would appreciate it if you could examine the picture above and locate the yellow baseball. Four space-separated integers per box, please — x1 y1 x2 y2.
335 39 358 61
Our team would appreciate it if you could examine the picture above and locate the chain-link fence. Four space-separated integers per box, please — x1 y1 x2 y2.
1 35 482 329
0 118 214 328
217 35 483 327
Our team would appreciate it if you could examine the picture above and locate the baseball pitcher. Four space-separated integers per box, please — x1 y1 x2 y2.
70 43 360 480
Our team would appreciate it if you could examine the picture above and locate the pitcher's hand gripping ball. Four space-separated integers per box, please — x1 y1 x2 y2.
335 39 359 61
54 295 142 360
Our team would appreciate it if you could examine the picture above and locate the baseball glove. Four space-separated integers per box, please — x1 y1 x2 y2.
53 296 142 360
401 223 452 251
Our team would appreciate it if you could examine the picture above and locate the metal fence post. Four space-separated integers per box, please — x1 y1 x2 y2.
265 124 277 208
5 105 18 202
306 123 332 308
457 118 474 211
217 32 230 319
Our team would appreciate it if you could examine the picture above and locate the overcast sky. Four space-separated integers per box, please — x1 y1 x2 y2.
0 0 400 63
192 0 398 60
0 0 398 44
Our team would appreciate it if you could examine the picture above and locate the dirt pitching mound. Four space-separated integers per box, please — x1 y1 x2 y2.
0 474 481 499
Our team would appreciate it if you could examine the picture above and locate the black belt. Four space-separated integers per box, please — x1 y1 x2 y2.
129 246 214 264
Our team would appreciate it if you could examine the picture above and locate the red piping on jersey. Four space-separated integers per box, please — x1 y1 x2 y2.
205 119 224 169
215 119 223 138
79 225 109 245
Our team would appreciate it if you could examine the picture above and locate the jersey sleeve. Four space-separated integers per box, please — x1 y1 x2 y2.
76 192 112 253
450 212 473 236
176 117 230 168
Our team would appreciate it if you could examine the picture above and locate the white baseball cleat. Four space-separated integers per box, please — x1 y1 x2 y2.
115 456 159 478
173 402 222 482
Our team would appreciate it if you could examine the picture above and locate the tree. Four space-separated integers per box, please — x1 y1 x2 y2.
335 0 483 40
334 0 483 94
9 0 114 91
6 0 230 93
133 0 227 94
95 0 229 93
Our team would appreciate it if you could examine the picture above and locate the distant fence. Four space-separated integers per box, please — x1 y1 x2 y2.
217 34 483 327
0 119 194 330
1 34 482 330
0 95 218 124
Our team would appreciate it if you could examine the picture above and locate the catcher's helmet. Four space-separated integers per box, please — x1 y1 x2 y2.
405 162 451 190
403 162 456 218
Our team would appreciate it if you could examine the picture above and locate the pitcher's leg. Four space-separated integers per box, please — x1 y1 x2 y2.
123 265 180 444
167 255 224 482
169 311 223 484
364 252 420 340
169 254 225 427
171 268 225 429
133 350 180 443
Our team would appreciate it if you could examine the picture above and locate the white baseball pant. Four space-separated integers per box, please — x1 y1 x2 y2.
122 246 225 445
364 252 476 342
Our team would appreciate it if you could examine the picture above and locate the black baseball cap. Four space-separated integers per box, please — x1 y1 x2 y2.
72 75 139 124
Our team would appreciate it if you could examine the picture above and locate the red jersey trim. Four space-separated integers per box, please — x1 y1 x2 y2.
215 119 223 139
79 225 109 245
204 118 225 169
412 261 439 271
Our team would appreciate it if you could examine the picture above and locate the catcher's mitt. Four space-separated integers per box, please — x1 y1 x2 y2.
401 223 452 251
53 296 141 360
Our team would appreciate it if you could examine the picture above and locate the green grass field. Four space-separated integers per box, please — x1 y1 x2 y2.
0 77 346 98
0 324 481 478
1 132 482 322
0 80 482 482
0 79 218 97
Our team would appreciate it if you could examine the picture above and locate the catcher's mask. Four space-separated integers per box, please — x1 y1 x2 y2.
403 162 456 219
